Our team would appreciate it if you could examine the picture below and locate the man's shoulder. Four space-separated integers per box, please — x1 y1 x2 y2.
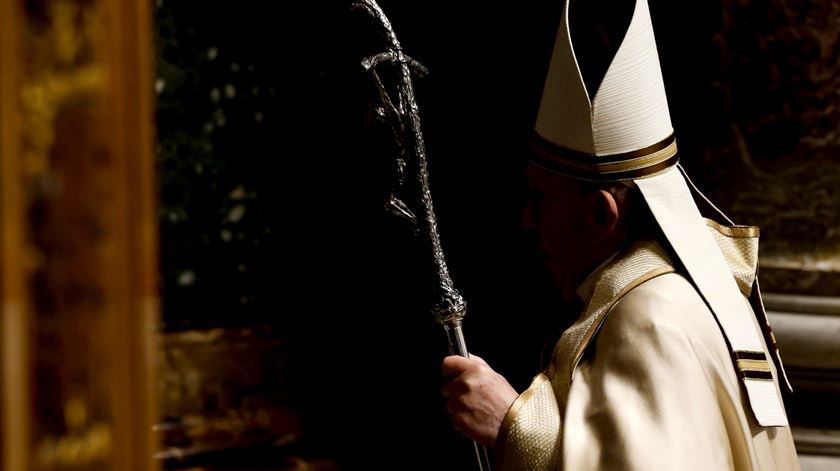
612 271 705 320
596 272 728 355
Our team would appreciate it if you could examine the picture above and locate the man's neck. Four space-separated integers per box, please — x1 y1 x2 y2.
575 250 621 303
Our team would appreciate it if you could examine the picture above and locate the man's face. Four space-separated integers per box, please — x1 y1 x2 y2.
522 163 594 300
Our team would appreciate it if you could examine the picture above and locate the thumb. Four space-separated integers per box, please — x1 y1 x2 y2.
442 355 470 379
468 353 487 365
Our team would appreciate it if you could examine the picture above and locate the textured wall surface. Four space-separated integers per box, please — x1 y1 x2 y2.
678 0 840 295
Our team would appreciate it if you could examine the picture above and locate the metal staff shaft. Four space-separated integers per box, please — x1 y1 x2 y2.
444 319 493 471
353 1 491 469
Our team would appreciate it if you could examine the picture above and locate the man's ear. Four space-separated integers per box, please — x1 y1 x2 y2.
591 189 620 236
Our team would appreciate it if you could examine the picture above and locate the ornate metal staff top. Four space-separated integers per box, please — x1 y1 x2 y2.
353 0 466 325
352 1 490 469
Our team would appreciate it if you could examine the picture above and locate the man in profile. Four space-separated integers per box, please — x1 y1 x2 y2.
440 0 800 469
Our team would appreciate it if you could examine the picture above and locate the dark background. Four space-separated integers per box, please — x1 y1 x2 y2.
155 0 816 469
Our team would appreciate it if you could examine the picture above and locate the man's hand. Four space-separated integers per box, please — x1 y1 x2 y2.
441 354 518 447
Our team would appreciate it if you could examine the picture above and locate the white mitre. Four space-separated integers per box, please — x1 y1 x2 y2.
532 0 789 427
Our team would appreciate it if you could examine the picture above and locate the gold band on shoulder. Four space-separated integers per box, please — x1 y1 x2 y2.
705 218 760 238
529 133 679 182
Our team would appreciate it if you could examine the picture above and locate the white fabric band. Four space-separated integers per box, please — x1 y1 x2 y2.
635 167 788 427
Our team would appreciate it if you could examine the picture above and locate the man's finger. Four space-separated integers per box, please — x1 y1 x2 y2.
446 393 469 416
441 381 454 398
442 355 470 379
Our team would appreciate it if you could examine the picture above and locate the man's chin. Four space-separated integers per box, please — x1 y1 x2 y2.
545 265 577 302
528 252 579 302
554 283 578 303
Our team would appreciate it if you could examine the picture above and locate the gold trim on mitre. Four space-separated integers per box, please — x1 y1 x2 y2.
737 359 771 372
529 132 679 181
734 350 774 380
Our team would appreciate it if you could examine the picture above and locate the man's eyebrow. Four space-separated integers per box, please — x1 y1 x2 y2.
527 185 545 201
524 175 534 187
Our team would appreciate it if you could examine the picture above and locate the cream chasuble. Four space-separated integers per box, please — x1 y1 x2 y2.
496 226 800 471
